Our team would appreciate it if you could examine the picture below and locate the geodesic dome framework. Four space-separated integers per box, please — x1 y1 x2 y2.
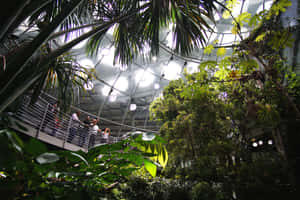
9 0 299 137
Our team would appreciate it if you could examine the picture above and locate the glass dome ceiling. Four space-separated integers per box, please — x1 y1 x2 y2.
15 0 295 136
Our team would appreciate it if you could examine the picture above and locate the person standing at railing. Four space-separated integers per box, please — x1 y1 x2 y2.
67 111 81 143
88 118 101 149
78 115 91 147
102 128 111 143
41 101 60 136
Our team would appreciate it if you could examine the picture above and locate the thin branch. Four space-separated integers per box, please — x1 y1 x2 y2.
48 22 104 41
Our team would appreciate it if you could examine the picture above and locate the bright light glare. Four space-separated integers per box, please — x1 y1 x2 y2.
163 61 182 80
119 65 128 71
152 56 157 61
154 83 160 90
113 76 128 91
100 48 111 56
256 0 273 14
78 59 94 69
107 24 117 35
109 94 117 102
252 142 258 147
100 46 115 66
135 69 155 87
130 103 137 111
166 32 175 48
231 1 249 18
258 140 263 146
186 62 199 74
268 140 273 145
102 76 128 96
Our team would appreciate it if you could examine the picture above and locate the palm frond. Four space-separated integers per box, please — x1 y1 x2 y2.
172 3 212 55
113 19 143 65
85 26 110 57
37 54 93 111
139 0 171 55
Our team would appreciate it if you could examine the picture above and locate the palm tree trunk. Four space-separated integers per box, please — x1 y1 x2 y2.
0 2 147 112
0 0 84 97
0 0 84 112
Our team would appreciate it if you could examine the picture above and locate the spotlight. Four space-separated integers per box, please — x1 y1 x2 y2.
268 139 273 145
252 142 258 147
154 83 160 90
130 103 137 111
258 140 263 146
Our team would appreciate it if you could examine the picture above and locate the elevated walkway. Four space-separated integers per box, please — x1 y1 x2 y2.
9 95 128 151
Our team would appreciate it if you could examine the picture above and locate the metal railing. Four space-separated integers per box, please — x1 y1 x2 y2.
13 95 123 151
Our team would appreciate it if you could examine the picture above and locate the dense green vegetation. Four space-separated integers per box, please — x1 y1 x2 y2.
0 0 299 199
0 117 167 199
147 1 299 199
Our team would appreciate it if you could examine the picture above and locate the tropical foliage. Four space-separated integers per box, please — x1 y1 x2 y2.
0 121 167 199
149 0 298 199
0 0 219 112
0 0 299 199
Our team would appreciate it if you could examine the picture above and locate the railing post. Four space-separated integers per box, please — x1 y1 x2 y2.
36 103 50 138
84 127 90 151
63 115 72 148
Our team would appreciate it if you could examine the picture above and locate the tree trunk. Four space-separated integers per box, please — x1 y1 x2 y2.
0 2 147 112
0 0 84 112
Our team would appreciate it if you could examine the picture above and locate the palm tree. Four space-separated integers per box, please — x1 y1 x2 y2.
0 0 219 112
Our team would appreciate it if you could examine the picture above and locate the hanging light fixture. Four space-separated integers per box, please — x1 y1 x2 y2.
130 103 137 111
268 139 273 145
252 142 258 147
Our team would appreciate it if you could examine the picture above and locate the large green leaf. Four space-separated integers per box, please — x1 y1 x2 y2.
70 152 89 166
3 129 24 153
158 146 168 168
142 132 156 141
36 152 60 164
144 159 157 177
